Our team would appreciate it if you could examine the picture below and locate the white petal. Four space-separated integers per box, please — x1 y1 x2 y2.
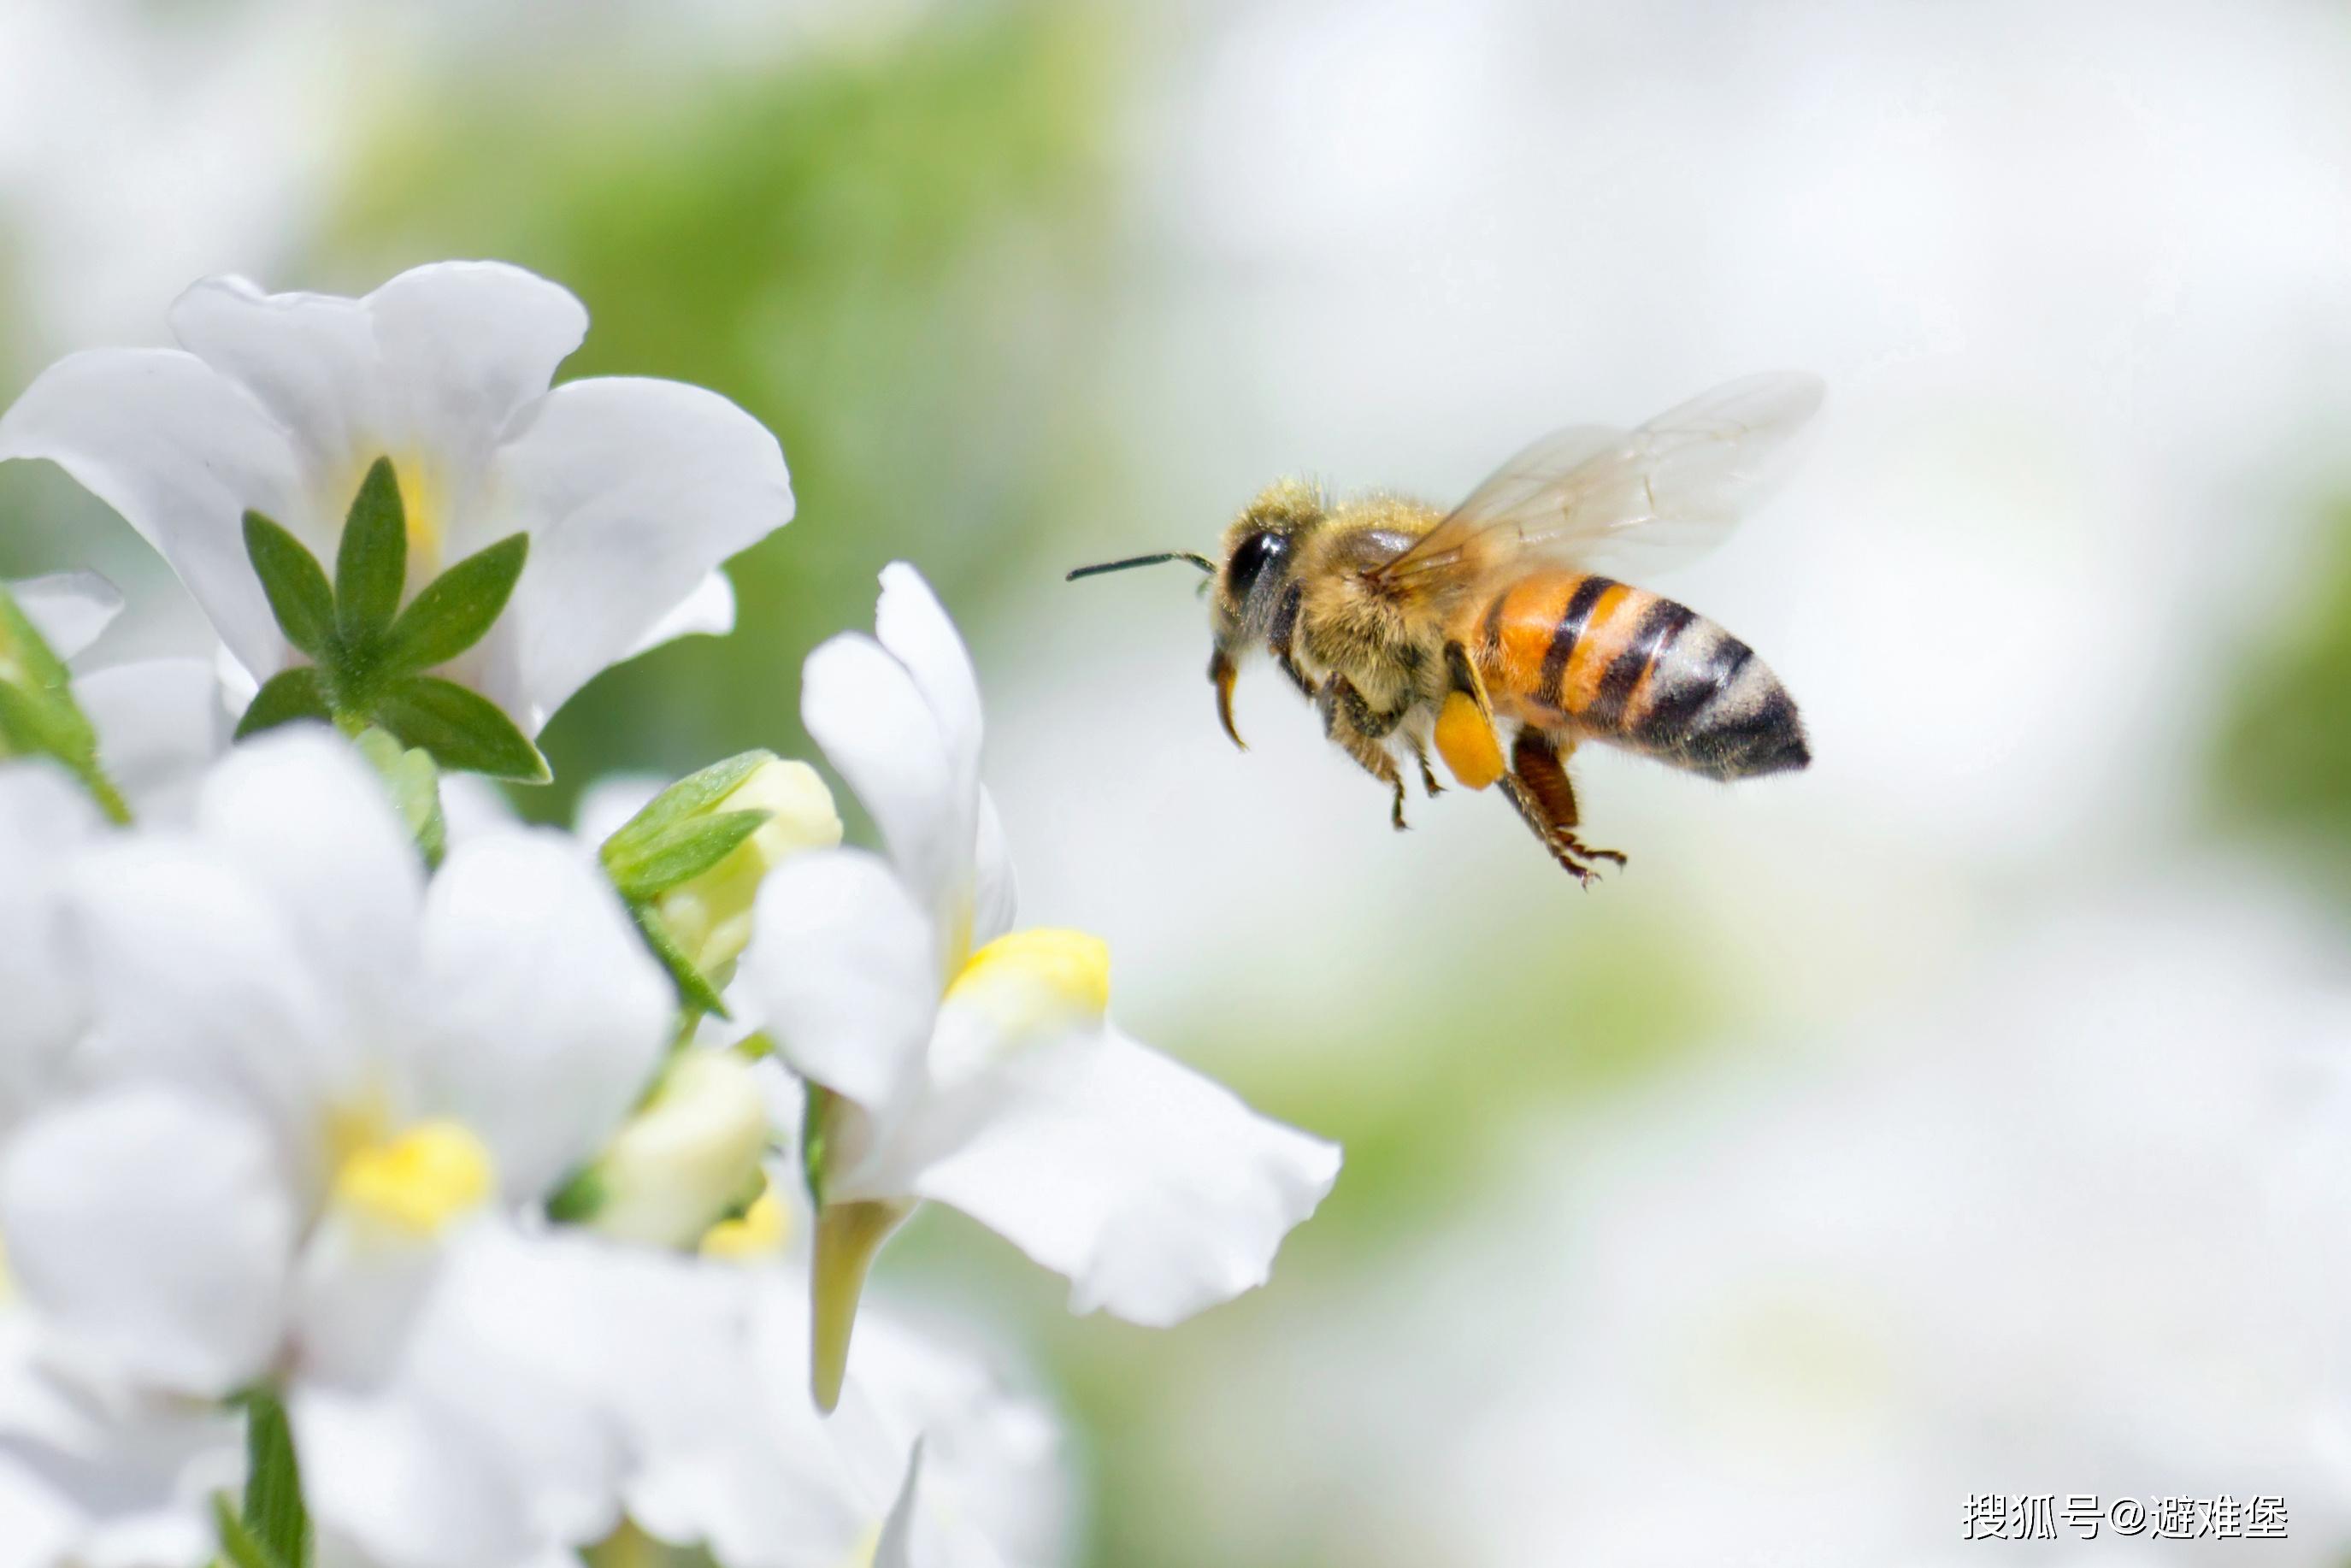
63 837 349 1175
72 657 229 823
168 275 386 492
846 1310 1068 1568
0 347 306 679
416 828 670 1200
0 763 100 1126
0 1348 239 1568
0 1087 293 1397
9 570 121 661
362 262 587 510
872 565 982 795
971 787 1017 952
907 1027 1341 1326
801 634 972 966
741 849 937 1130
624 1265 881 1568
622 568 735 659
469 376 790 731
296 1388 567 1568
434 773 517 850
294 1227 630 1568
571 772 666 849
196 727 424 1018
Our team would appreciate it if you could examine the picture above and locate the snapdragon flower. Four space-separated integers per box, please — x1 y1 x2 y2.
0 261 790 751
605 1169 1072 1568
740 564 1341 1408
0 728 675 1566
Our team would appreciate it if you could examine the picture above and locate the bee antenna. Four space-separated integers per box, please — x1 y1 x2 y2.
1065 551 1217 582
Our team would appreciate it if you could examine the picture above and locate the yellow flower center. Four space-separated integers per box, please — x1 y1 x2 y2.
946 928 1111 1035
332 1118 494 1235
699 1182 791 1261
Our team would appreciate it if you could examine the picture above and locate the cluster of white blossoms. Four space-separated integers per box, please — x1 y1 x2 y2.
0 262 1340 1568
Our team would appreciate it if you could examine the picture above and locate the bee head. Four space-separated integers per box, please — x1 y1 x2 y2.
1210 479 1323 649
1201 480 1324 748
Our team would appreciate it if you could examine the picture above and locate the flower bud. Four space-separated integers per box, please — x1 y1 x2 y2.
580 1049 773 1248
652 758 841 978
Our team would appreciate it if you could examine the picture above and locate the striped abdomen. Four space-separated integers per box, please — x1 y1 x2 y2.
1465 569 1809 781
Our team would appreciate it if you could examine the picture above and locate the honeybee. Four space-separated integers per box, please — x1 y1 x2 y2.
1069 373 1821 881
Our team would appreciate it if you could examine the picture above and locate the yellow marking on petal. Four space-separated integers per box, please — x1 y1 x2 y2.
809 1198 912 1414
333 1119 494 1236
699 1182 791 1261
837 1524 881 1568
0 1235 15 1307
392 455 448 582
946 928 1111 1037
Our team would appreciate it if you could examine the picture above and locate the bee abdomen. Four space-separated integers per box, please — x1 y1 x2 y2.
1621 609 1809 780
1474 572 1807 781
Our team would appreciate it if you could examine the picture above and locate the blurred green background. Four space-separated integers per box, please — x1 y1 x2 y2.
5 1 2351 1563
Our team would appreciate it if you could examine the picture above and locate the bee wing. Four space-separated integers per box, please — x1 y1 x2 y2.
1374 372 1824 587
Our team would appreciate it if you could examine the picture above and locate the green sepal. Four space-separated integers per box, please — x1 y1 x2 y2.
233 667 332 740
239 1388 309 1568
601 750 776 862
375 675 549 782
799 1085 831 1210
213 1494 287 1568
628 899 731 1018
240 512 335 659
544 1164 606 1226
0 585 131 822
380 532 527 674
604 809 770 902
333 457 408 642
353 727 447 869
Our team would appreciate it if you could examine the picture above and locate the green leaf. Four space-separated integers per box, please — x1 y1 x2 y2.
0 587 132 822
600 750 776 863
381 532 528 674
628 899 731 1017
374 675 548 781
213 1494 287 1568
240 1389 309 1568
240 512 335 658
605 809 769 901
334 457 408 641
233 667 331 740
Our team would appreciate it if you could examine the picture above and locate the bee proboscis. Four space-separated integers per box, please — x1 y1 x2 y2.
1069 373 1821 882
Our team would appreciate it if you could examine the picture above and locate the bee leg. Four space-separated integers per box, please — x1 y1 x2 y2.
1404 732 1446 798
1509 730 1628 878
1320 675 1411 830
1499 772 1597 885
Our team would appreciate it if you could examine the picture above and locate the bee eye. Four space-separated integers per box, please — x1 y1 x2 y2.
1226 531 1287 598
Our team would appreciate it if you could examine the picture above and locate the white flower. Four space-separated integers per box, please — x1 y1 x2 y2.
0 760 102 1133
0 728 676 1566
0 1299 243 1568
740 563 1340 1408
0 260 791 735
608 1172 1071 1568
